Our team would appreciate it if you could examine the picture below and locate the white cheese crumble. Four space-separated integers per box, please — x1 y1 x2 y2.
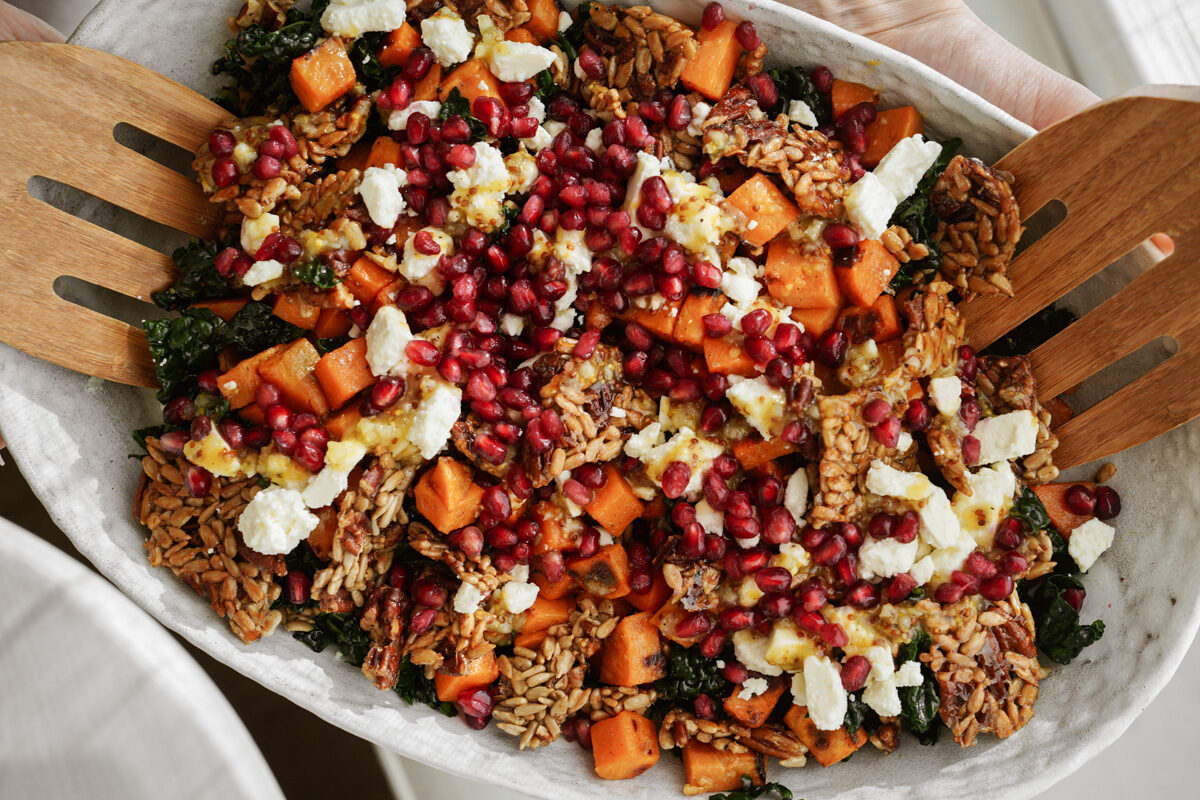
409 380 462 459
527 95 546 123
909 555 936 586
446 141 510 231
803 655 848 731
242 259 285 287
399 227 454 286
732 629 783 677
365 306 415 377
687 101 711 137
486 40 556 82
973 410 1040 464
858 535 919 580
918 487 965 549
238 486 319 555
787 99 818 127
952 463 1017 546
388 100 442 131
184 428 245 478
500 578 540 613
865 460 934 501
843 172 896 239
784 468 809 520
301 440 367 509
720 256 763 315
695 498 725 536
240 211 279 255
357 164 407 229
1069 518 1116 572
622 151 662 234
662 171 732 255
320 0 407 38
726 376 788 439
549 228 594 331
453 580 485 613
874 135 943 201
737 677 770 701
928 375 962 416
790 671 807 706
625 426 724 499
505 150 539 194
421 9 475 67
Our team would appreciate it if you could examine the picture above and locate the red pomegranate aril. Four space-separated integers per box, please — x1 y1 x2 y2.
294 441 325 472
244 426 270 448
872 416 901 447
1095 485 1121 520
998 552 1028 576
905 398 932 431
687 259 719 288
703 374 729 402
669 378 702 403
746 73 778 108
959 398 981 432
406 339 441 366
994 517 1024 550
734 19 761 48
163 396 195 426
493 422 521 445
799 524 827 551
412 577 448 608
961 434 981 466
576 47 606 80
641 175 674 213
497 78 533 106
264 403 292 431
405 606 435 635
704 534 727 561
507 468 534 501
733 308 768 338
701 313 733 339
697 404 727 434
701 2 725 29
560 478 593 507
370 376 406 410
836 553 859 585
259 138 286 160
211 157 238 187
638 99 666 124
702 471 729 509
838 117 868 155
840 654 872 691
980 573 1015 602
957 345 978 380
821 223 860 251
950 570 980 595
744 336 775 364
723 491 751 519
208 129 235 157
1063 586 1086 612
1065 483 1097 515
841 101 877 127
485 524 518 549
861 397 890 425
736 549 769 575
406 112 431 144
465 370 497 403
675 611 713 639
184 464 212 497
713 453 738 479
272 428 298 455
663 93 691 131
482 485 511 519
820 622 849 647
291 412 318 432
252 154 281 180
699 628 727 660
933 581 965 604
965 550 998 579
813 534 847 566
866 512 894 540
792 609 823 632
659 460 692 500
754 566 792 593
816 329 848 367
839 521 863 550
759 592 795 619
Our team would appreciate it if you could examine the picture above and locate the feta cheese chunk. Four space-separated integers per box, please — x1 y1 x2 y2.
238 486 319 555
622 151 662 233
732 629 783 677
973 410 1040 464
365 306 415 377
895 660 923 687
687 101 711 137
184 428 245 478
453 580 485 613
803 655 848 731
952 463 1017 546
918 487 965 549
301 440 367 508
410 379 462 458
909 555 936 586
321 0 407 38
486 40 556 82
400 227 453 285
527 96 546 123
726 376 788 439
446 141 510 231
1069 518 1116 572
695 498 725 536
388 100 442 131
421 9 474 67
240 212 279 256
765 619 817 671
874 135 942 201
787 99 818 127
357 165 406 229
738 678 770 701
662 171 733 254
784 469 809 520
520 124 554 153
843 172 897 239
858 535 919 580
863 675 902 717
720 256 762 313
790 671 807 706
500 578 540 614
242 259 284 287
625 426 724 499
928 375 962 416
865 460 934 501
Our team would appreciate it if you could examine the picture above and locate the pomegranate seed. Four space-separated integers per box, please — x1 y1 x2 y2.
702 313 733 339
761 506 795 545
759 592 795 619
713 454 738 479
485 525 518 549
703 374 729 401
699 629 727 659
842 101 877 126
736 549 769 574
574 463 607 489
498 80 533 106
661 460 692 499
483 486 511 519
961 435 981 466
722 662 749 684
409 607 437 634
959 398 982 432
562 478 594 507
701 2 724 30
746 73 778 108
980 574 1015 602
861 398 889 425
839 522 863 550
893 511 919 543
698 404 727 433
264 404 292 431
958 346 978 380
822 223 860 251
208 130 235 157
474 433 508 464
641 176 674 213
994 517 1024 550
676 611 714 639
905 398 932 431
577 47 606 80
402 47 434 81
888 573 917 603
252 155 281 180
158 430 190 455
449 526 485 558
868 512 895 539
244 426 269 448
872 416 901 447
811 65 834 93
1065 483 1097 515
189 414 212 443
965 551 998 579
745 336 776 364
838 117 867 154
813 534 847 566
217 419 244 449
998 552 1028 576
666 94 692 131
793 609 823 632
705 535 727 561
754 566 792 593
1063 586 1086 612
406 339 441 366
211 157 238 187
816 329 848 367
456 688 493 719
294 441 324 472
840 655 871 691
286 571 311 605
934 582 965 604
299 426 329 449
836 553 859 585
508 468 533 500
184 464 212 497
735 21 761 49
951 570 980 594
1095 485 1121 519
820 622 848 647
540 409 563 438
412 578 448 608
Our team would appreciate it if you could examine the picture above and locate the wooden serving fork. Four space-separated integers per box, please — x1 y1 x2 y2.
0 43 1196 469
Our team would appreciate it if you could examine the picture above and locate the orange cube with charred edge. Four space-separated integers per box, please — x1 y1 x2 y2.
682 740 766 795
584 464 644 534
567 544 631 599
680 19 741 101
591 710 660 780
290 37 357 112
434 650 498 701
256 339 330 415
599 611 666 685
723 680 786 728
414 457 485 533
784 705 867 766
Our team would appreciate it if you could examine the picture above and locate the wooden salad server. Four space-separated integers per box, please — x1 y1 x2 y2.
0 43 1197 469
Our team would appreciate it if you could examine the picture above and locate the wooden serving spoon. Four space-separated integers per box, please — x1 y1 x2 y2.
0 43 1196 469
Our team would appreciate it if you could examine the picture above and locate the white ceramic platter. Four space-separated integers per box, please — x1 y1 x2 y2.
1 1 1198 798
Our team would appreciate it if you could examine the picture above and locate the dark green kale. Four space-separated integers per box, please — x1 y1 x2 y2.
225 300 306 355
395 655 457 716
982 305 1076 357
653 646 732 709
896 630 940 744
347 30 399 92
292 612 372 666
888 138 962 288
152 239 234 311
766 66 832 126
1008 487 1050 535
143 309 228 401
315 336 351 355
491 202 521 242
292 258 342 289
439 88 489 142
709 777 793 800
1022 574 1104 664
556 2 593 59
533 70 558 99
843 689 878 734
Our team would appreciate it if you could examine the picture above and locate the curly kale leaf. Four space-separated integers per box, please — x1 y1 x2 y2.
896 630 940 744
843 689 879 735
439 88 489 142
709 777 793 800
533 69 558 100
347 30 399 92
152 239 234 311
225 300 305 355
1022 574 1105 664
888 137 962 288
653 646 732 708
315 336 351 355
292 258 341 289
983 305 1077 357
292 612 372 666
766 65 831 125
143 309 228 401
395 655 457 716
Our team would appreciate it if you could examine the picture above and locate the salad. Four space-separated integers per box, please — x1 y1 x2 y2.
133 0 1122 792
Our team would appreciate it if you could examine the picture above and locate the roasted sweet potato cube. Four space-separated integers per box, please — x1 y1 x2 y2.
726 174 800 247
585 464 644 534
723 680 786 728
682 740 766 795
414 457 485 533
784 705 866 767
257 338 330 415
600 611 667 686
766 237 842 309
591 710 660 780
567 544 631 599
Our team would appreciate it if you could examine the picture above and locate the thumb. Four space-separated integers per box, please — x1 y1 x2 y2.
0 1 66 43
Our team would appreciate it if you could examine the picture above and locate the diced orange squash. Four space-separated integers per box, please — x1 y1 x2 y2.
830 79 879 119
789 305 842 337
1045 396 1075 430
533 502 579 554
733 436 798 471
624 299 683 341
749 459 787 482
366 135 403 169
600 611 667 686
378 22 421 68
726 174 801 247
680 19 740 101
837 239 900 308
190 297 248 321
414 457 486 534
519 595 573 634
674 292 725 350
591 710 660 781
307 506 338 559
313 338 375 409
514 628 548 649
524 0 560 42
325 403 363 439
703 337 758 377
506 27 539 45
567 544 631 599
237 402 265 426
257 339 330 416
765 237 841 309
314 308 353 339
628 569 672 613
585 464 645 535
862 106 924 167
345 256 396 304
440 58 501 105
784 705 867 767
682 740 765 796
837 292 902 343
413 62 442 102
877 338 906 373
1031 482 1096 536
649 601 703 647
533 570 576 600
219 343 289 409
642 494 666 520
272 291 321 330
723 680 785 728
290 37 357 113
370 281 404 315
434 650 498 701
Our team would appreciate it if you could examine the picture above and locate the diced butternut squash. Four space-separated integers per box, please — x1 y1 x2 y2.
366 135 403 169
314 338 375 409
567 544 631 599
674 292 726 350
624 298 682 341
257 338 330 416
414 457 486 533
600 611 666 686
272 291 321 329
627 569 672 613
345 256 396 304
524 0 560 42
703 337 758 377
440 58 501 105
723 681 785 728
766 237 841 309
434 650 498 701
378 22 421 68
413 62 442 102
532 570 576 600
219 345 289 409
314 308 353 339
506 26 539 44
325 403 362 439
680 19 740 101
532 502 579 554
290 37 357 113
190 297 248 321
642 494 666 520
784 705 866 767
837 239 900 308
591 710 660 781
585 464 645 535
830 79 879 119
519 595 573 634
649 601 703 647
307 506 338 559
862 106 924 167
514 628 549 649
237 402 265 426
733 436 798 471
789 305 842 337
726 174 801 247
837 291 902 343
1031 482 1096 536
682 740 765 796
370 281 404 315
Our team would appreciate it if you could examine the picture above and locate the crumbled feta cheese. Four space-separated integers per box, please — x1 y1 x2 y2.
858 535 919 580
771 543 810 578
863 674 902 717
549 228 594 331
242 259 285 287
874 135 942 201
738 575 764 608
896 431 914 452
687 101 711 137
399 227 453 286
257 453 310 491
238 486 319 555
929 536 976 579
973 410 1040 464
895 660 923 687
623 421 664 460
784 468 809 520
662 171 733 254
918 487 965 549
803 655 848 731
527 95 546 123
232 142 256 171
952 464 1017 546
1069 518 1116 572
558 10 572 31
505 150 539 194
520 124 554 152
184 428 245 478
388 100 442 131
632 427 725 499
357 165 407 229
726 376 788 439
909 555 936 586
720 256 762 313
500 313 526 336
421 9 474 67
487 40 556 81
622 151 662 233
301 440 367 508
865 460 934 501
928 375 962 416
500 578 540 613
787 99 818 127
597 530 614 546
790 671 807 706
365 306 414 377
321 0 407 38
864 646 894 683
240 212 279 255
409 379 462 459
453 580 485 613
585 127 603 154
843 172 897 239
447 141 510 230
732 629 783 676
695 498 724 536
765 619 817 670
737 677 770 700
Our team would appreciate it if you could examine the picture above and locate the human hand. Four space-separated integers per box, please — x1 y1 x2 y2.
778 0 1099 129
0 1 64 43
